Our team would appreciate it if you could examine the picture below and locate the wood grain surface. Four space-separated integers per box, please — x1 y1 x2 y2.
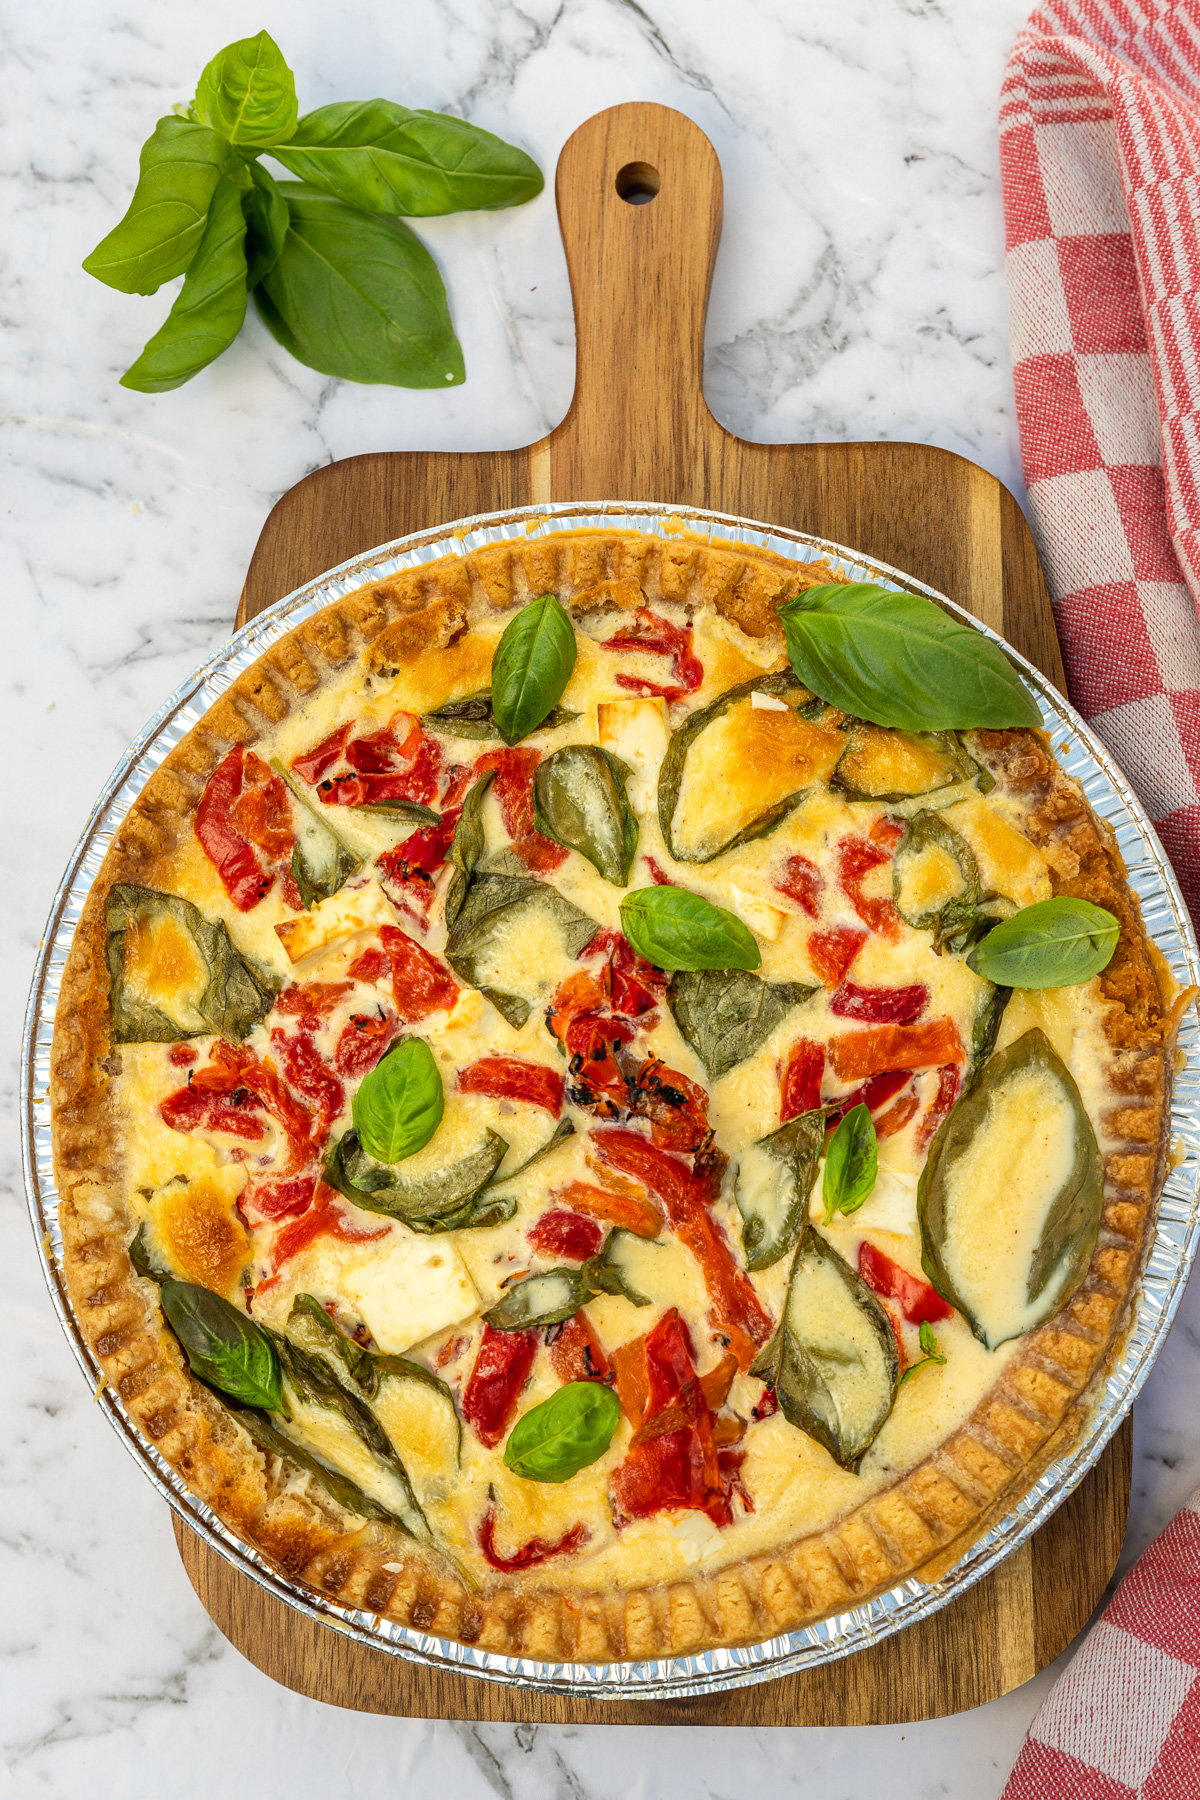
181 100 1131 1725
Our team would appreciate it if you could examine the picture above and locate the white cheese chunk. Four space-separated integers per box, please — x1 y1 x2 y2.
727 882 789 942
750 689 790 711
666 1512 727 1564
274 877 398 967
596 697 669 814
338 1230 481 1354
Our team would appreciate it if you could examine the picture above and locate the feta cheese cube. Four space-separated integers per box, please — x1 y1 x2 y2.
596 697 669 814
339 1230 481 1355
275 877 398 967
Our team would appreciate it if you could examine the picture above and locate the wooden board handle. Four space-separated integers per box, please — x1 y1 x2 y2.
550 103 724 500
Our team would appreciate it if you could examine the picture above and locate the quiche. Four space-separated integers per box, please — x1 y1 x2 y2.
52 525 1184 1664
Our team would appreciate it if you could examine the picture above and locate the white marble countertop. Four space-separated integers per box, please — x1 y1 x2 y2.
6 1 1200 1793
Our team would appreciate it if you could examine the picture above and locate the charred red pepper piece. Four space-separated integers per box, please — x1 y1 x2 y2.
528 1210 604 1262
780 1038 824 1121
463 1323 538 1449
824 1068 912 1129
379 924 458 1021
318 713 442 808
830 980 928 1025
173 1038 317 1167
347 946 389 984
610 1309 740 1526
775 853 823 918
167 1043 198 1067
459 1056 564 1115
626 1056 713 1152
547 972 635 1115
477 1500 589 1571
377 811 459 921
195 745 276 911
874 1089 920 1139
547 1311 613 1383
271 981 354 1028
471 745 568 872
858 1241 953 1324
807 925 867 987
870 815 905 850
838 833 901 938
602 609 704 702
291 723 351 785
828 1018 965 1082
583 928 668 1020
270 1028 345 1135
333 1010 401 1079
593 1132 773 1369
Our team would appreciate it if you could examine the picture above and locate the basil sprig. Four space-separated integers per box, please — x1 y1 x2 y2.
780 584 1042 733
352 1036 444 1164
898 1320 947 1387
83 31 542 392
490 594 578 745
161 1281 284 1412
822 1104 877 1221
620 885 761 972
967 896 1119 990
503 1381 621 1483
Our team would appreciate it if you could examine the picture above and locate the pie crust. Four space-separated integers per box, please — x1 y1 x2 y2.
51 526 1182 1662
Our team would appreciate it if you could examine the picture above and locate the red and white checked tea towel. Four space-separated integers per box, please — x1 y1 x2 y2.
999 15 1200 1793
1000 0 1200 924
1000 1485 1200 1797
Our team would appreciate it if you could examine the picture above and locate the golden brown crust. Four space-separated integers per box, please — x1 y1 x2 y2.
50 528 1176 1661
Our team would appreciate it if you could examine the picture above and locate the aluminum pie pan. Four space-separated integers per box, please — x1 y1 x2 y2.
22 498 1200 1701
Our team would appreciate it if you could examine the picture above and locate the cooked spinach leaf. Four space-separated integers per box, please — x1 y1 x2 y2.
532 745 638 884
444 869 598 1027
657 670 809 863
735 1111 824 1270
668 967 816 1080
444 768 495 928
423 692 579 741
323 1127 509 1230
106 883 277 1043
272 757 360 907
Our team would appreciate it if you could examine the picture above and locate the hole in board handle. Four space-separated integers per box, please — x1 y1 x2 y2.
615 161 660 205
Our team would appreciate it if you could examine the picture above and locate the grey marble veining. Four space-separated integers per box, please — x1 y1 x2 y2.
5 0 1198 1795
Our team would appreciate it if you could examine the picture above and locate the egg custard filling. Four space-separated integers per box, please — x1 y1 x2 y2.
53 528 1178 1660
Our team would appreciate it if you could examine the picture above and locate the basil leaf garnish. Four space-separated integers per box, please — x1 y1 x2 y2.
619 885 761 973
780 584 1042 732
751 1226 898 1471
120 177 250 394
897 1320 947 1387
533 745 639 885
490 594 578 746
966 896 1119 990
352 1037 443 1164
193 30 298 146
161 1281 284 1412
821 1104 877 1221
243 162 290 288
273 100 543 217
255 183 465 388
503 1381 621 1484
105 883 278 1043
83 116 235 296
668 968 816 1080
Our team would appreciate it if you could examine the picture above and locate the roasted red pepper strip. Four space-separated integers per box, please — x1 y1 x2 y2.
603 609 703 700
547 973 635 1115
232 752 294 864
159 1084 266 1141
874 1089 920 1139
379 924 459 1021
828 1018 965 1082
240 1173 318 1224
807 925 867 986
167 1043 198 1067
775 853 823 918
291 723 351 785
463 1323 538 1448
528 1210 604 1262
459 1056 564 1115
477 1500 589 1571
377 811 460 923
824 1068 912 1129
271 981 354 1028
626 1056 712 1152
593 1132 773 1368
547 1311 613 1384
838 834 901 938
830 980 928 1025
551 1181 664 1240
610 1309 736 1526
583 928 669 1019
181 1038 317 1169
780 1039 824 1121
870 815 906 850
319 713 442 808
263 1181 387 1284
195 745 273 911
858 1241 953 1324
347 946 389 984
917 1062 962 1150
333 1010 401 1079
270 1028 345 1135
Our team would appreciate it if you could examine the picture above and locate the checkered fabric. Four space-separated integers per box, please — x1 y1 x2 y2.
1001 0 1200 923
1000 1486 1200 1798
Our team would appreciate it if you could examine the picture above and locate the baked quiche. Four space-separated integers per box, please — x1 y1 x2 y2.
52 526 1185 1663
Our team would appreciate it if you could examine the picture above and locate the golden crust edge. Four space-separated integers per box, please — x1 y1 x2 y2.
47 528 1176 1660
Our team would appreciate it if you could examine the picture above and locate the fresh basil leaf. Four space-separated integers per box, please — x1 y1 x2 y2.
352 1037 443 1164
161 1281 283 1411
324 1126 509 1228
273 99 543 216
966 896 1119 990
750 1226 898 1470
444 768 495 928
490 594 578 746
735 1111 825 1269
533 745 639 885
193 30 298 147
619 885 761 973
822 1104 877 1221
668 968 815 1080
120 176 249 393
105 883 278 1042
254 182 465 388
423 691 579 741
242 161 289 287
780 584 1042 732
503 1381 620 1483
83 116 234 295
485 1269 583 1331
657 670 811 863
898 1319 947 1387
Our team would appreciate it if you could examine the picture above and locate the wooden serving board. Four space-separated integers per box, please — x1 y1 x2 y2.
173 102 1131 1724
